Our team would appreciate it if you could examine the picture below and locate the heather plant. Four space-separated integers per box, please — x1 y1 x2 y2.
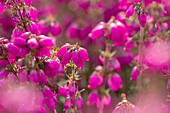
0 0 170 113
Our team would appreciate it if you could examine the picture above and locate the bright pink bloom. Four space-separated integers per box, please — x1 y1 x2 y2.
78 48 89 62
24 0 31 6
61 51 72 66
38 70 46 85
27 38 38 50
50 22 61 36
39 36 53 47
0 2 5 14
138 14 147 27
13 38 26 47
126 6 134 18
124 39 133 51
58 86 68 98
108 73 122 91
106 58 121 72
131 66 139 81
87 92 100 105
75 96 83 110
56 46 68 57
66 24 79 39
72 51 83 69
30 7 38 22
44 60 60 78
64 98 71 111
89 22 105 40
88 72 103 89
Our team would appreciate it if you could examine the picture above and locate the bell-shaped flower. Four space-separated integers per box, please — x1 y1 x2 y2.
27 38 38 50
88 72 103 89
131 66 139 81
50 22 61 36
108 73 122 91
61 51 72 66
89 22 105 40
72 51 83 69
64 98 71 111
138 14 147 27
78 48 89 62
75 96 83 110
126 6 134 18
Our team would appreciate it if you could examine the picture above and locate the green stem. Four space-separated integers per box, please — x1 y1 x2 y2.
12 0 29 32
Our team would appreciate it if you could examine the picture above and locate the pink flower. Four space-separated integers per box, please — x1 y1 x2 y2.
61 51 72 66
131 66 139 81
6 43 19 55
0 2 5 14
58 86 68 98
75 96 83 110
89 22 105 40
24 0 31 6
56 45 68 57
72 51 83 69
124 39 133 51
78 48 89 62
138 14 147 27
30 7 38 22
39 36 53 47
64 98 71 111
44 60 60 78
88 72 103 89
110 21 127 46
87 92 100 105
13 38 26 48
106 58 121 72
126 6 134 18
68 83 77 97
38 70 46 85
66 24 79 39
108 73 122 91
27 38 38 50
50 22 61 36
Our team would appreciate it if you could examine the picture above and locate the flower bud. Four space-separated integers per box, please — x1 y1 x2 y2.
126 6 134 18
131 66 139 81
27 38 38 50
64 98 71 111
78 48 89 62
56 46 67 57
61 51 72 66
6 43 19 55
0 2 5 14
39 36 53 47
66 24 78 39
58 86 68 98
89 22 105 40
124 39 133 51
50 22 61 36
75 96 83 110
138 14 147 27
107 73 122 91
13 38 26 47
39 70 46 85
24 0 31 6
30 7 37 22
72 51 83 69
88 72 103 89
